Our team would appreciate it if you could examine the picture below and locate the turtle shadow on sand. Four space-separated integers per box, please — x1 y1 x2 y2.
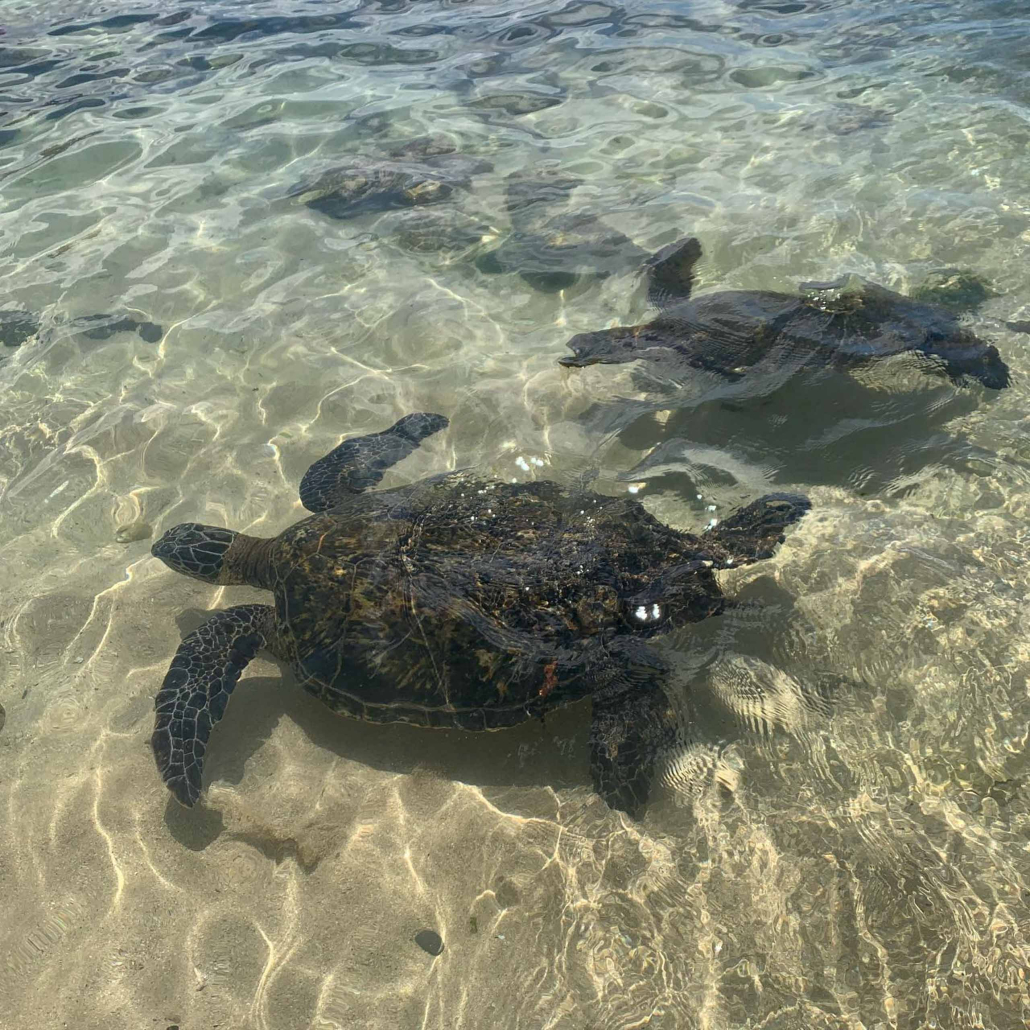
162 608 590 798
148 412 812 820
159 568 815 844
162 659 591 813
575 363 1001 499
157 630 593 856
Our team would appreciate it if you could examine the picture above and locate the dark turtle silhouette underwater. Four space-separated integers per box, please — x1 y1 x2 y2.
560 237 1019 390
0 309 162 351
289 135 493 221
475 169 650 293
150 413 809 816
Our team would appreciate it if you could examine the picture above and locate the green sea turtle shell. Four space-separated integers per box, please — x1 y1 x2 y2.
267 473 724 729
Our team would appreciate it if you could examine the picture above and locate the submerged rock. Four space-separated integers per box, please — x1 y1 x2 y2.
414 929 444 955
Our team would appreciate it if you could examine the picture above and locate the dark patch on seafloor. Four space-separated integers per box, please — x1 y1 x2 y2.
414 929 445 955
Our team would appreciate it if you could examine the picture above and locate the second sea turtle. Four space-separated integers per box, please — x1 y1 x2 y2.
559 237 1017 390
475 169 649 292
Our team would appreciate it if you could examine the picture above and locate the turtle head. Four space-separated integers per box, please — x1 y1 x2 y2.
561 327 637 368
946 341 1011 391
560 326 668 369
152 523 238 584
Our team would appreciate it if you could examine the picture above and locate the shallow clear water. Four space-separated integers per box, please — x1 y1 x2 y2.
2 1 1030 1027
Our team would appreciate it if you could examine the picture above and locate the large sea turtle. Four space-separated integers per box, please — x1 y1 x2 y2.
289 135 493 220
150 413 809 816
559 237 1018 390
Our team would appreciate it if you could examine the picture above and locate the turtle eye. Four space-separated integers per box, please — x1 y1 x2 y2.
628 602 662 624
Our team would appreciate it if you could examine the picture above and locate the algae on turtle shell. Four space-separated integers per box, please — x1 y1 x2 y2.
150 412 810 817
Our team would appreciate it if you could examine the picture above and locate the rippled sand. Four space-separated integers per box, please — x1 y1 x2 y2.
2 1 1030 1028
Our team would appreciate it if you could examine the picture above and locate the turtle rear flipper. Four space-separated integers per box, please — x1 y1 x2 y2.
646 236 703 308
151 604 275 807
590 675 678 818
299 412 449 513
701 492 810 568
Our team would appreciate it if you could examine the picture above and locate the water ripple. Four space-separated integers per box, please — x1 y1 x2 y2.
1 0 1030 1027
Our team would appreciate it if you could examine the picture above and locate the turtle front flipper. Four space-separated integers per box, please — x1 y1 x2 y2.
299 412 449 512
701 492 810 568
645 236 703 308
590 676 678 818
152 604 276 807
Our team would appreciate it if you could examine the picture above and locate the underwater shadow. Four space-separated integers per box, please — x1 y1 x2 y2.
160 572 829 848
581 358 998 498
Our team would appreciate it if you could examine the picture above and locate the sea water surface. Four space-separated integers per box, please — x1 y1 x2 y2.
2 1 1030 1027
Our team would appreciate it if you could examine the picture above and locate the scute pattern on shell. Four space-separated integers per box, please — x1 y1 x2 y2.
268 475 723 727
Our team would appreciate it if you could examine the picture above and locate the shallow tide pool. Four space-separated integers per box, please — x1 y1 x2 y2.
1 2 1030 1028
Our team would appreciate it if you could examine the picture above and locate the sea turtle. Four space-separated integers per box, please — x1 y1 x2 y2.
289 135 494 220
0 309 43 350
150 412 810 816
476 211 649 293
0 309 162 350
559 237 1018 390
476 169 649 292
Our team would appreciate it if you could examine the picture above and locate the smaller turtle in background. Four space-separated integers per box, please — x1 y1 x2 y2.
908 268 996 311
0 309 162 352
0 309 42 349
149 412 810 817
475 168 650 292
388 208 500 257
560 237 1021 390
289 135 493 220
